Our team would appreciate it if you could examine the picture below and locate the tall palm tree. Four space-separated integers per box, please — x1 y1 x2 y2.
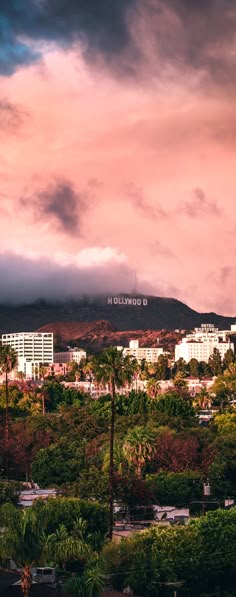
0 344 17 478
92 348 136 539
123 426 156 478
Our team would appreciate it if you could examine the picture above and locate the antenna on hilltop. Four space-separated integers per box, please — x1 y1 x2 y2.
132 270 138 295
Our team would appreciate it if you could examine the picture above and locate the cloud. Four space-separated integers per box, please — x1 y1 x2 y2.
2 0 236 87
0 98 24 131
20 180 88 235
125 183 166 219
0 251 153 304
150 241 176 259
179 188 220 218
0 0 135 75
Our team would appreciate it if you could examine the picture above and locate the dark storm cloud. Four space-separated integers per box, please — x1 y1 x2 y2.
179 188 220 218
0 0 136 74
167 0 236 82
0 253 151 304
21 180 87 235
1 0 236 84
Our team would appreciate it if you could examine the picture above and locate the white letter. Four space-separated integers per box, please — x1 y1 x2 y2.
108 297 112 304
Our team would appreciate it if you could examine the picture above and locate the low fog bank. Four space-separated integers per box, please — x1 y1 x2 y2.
0 253 154 305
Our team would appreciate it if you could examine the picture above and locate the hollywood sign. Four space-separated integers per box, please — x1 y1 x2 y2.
107 297 148 306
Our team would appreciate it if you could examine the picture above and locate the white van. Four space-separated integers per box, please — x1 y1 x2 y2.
32 567 56 584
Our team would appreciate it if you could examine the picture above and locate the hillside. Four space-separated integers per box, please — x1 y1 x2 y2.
0 294 235 333
36 320 183 353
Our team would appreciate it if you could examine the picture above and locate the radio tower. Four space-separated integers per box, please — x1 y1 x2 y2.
132 270 138 295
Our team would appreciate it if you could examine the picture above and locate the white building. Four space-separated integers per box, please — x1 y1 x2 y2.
175 323 235 363
54 347 86 364
1 332 54 379
117 340 165 363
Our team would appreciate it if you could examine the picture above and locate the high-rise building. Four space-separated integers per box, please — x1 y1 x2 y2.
1 332 54 379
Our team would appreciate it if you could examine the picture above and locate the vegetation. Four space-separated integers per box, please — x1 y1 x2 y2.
0 349 236 595
103 508 236 596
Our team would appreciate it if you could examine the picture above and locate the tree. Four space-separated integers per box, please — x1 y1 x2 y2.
152 429 214 474
64 562 105 597
32 440 86 486
92 348 136 539
156 354 170 380
223 349 235 370
199 360 212 379
189 358 200 378
123 426 156 478
193 388 212 410
210 366 236 407
153 393 195 418
208 348 222 376
0 503 46 597
147 471 203 506
146 378 161 399
7 416 54 482
0 481 21 507
46 519 92 568
171 358 188 378
103 508 236 596
0 345 17 478
31 497 108 544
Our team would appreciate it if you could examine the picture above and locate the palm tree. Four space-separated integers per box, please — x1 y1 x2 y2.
92 348 136 539
146 378 161 399
0 344 17 478
0 505 94 597
46 522 91 566
64 563 105 597
102 441 127 476
123 426 156 478
0 503 45 597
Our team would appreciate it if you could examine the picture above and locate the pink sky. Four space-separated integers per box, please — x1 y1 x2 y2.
1 0 236 314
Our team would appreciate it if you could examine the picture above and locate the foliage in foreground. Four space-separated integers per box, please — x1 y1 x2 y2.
103 507 236 596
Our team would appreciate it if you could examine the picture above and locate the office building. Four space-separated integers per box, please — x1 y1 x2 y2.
1 332 54 379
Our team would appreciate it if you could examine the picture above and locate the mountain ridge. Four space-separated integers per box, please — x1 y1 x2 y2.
0 294 235 333
36 320 183 353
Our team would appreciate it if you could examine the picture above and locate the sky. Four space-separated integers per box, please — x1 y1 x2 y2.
1 0 236 314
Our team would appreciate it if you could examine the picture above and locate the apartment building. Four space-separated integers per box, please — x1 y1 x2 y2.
54 348 86 364
117 340 165 363
1 332 54 379
175 323 235 363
